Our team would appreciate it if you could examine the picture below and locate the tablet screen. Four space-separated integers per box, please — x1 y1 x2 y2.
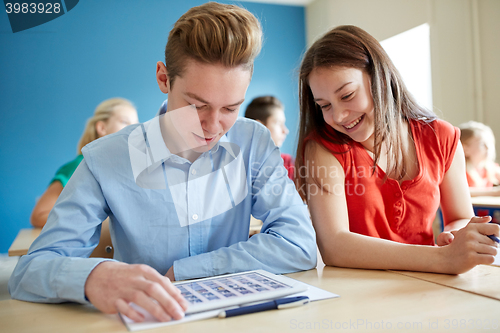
174 270 306 314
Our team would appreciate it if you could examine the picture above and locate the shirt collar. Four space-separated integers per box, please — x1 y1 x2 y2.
217 135 237 159
143 116 172 165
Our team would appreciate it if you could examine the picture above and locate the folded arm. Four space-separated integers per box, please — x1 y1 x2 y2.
307 141 498 275
9 160 186 322
10 160 112 303
173 146 317 281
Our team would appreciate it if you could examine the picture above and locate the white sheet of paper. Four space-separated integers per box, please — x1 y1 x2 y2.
493 250 500 266
121 279 339 331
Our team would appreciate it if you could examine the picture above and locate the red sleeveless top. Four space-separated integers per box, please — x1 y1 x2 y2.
308 119 459 245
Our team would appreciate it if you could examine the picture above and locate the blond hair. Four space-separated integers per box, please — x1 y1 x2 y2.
459 121 496 162
164 2 262 88
459 121 498 185
77 98 135 154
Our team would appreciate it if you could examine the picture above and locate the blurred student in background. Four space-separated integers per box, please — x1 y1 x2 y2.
459 121 500 196
245 96 295 179
30 97 139 227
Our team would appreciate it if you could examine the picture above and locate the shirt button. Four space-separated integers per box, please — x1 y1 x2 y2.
401 186 408 191
396 201 402 207
191 169 197 175
394 218 400 223
192 214 198 220
395 210 401 216
395 192 401 198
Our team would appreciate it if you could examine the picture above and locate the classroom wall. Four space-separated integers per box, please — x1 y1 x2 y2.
0 0 306 254
306 0 500 156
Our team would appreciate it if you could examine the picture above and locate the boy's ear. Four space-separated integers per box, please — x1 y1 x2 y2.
156 61 170 94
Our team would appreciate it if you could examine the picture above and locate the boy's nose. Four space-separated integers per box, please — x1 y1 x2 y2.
201 110 221 135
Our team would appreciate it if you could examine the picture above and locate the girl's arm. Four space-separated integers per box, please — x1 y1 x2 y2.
438 142 474 233
439 142 500 231
30 181 63 228
307 141 498 274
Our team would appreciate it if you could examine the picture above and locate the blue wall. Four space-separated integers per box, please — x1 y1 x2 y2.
0 0 306 253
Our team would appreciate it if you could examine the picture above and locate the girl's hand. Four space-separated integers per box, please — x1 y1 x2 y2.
438 216 499 274
436 230 456 246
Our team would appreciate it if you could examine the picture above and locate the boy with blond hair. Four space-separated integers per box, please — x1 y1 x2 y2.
9 2 316 322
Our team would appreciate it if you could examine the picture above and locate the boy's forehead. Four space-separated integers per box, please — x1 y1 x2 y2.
173 61 251 104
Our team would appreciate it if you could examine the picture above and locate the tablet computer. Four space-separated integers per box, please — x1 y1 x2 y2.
173 270 308 314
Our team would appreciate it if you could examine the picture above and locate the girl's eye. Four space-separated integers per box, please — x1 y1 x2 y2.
319 104 331 110
225 107 237 112
341 92 354 100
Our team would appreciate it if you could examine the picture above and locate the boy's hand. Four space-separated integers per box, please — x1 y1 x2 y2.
85 261 188 322
165 266 175 281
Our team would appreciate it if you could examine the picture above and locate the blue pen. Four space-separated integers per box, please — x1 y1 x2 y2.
488 221 500 243
218 296 310 318
487 235 500 243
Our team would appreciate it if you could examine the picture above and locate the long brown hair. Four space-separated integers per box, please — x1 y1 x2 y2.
295 25 436 200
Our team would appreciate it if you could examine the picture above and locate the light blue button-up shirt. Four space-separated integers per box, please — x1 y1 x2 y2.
9 117 316 304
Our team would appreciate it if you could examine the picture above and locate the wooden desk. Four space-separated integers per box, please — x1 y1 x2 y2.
7 228 41 257
249 215 263 236
8 221 114 259
471 196 500 209
1 266 499 332
391 265 500 301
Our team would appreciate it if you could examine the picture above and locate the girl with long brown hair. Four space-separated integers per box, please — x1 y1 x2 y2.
296 25 498 274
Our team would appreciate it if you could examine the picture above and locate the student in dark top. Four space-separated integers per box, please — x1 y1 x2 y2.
245 96 295 180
